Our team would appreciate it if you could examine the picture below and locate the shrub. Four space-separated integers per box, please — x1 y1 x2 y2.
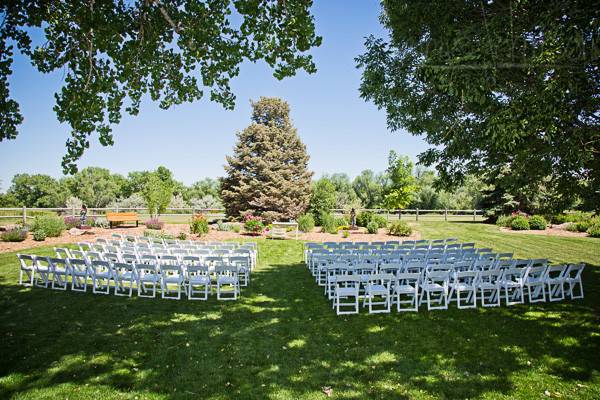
243 214 265 235
93 218 110 229
190 214 209 235
371 214 388 229
334 216 348 228
587 223 600 238
261 211 280 225
1 228 28 242
31 215 65 237
145 218 164 230
297 214 315 233
32 229 46 241
511 216 530 230
388 220 412 236
177 232 187 240
231 224 241 233
342 230 350 238
320 212 338 234
366 221 379 234
567 221 592 232
529 215 547 230
496 215 515 227
63 215 81 229
356 211 374 227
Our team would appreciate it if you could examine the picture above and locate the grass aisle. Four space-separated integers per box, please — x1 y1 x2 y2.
0 223 599 399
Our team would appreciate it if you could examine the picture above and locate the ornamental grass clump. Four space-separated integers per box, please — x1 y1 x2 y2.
32 229 46 241
587 223 600 238
366 221 379 234
63 215 80 229
1 228 28 242
297 213 315 233
145 218 164 230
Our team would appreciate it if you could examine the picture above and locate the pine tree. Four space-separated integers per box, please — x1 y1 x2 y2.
221 97 312 221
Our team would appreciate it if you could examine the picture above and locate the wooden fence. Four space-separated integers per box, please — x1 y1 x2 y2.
0 207 484 225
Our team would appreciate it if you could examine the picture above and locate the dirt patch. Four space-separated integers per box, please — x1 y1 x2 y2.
499 226 588 238
0 223 420 253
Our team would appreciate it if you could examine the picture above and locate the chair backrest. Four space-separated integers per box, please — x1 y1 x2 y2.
566 263 585 280
186 264 210 276
103 252 121 264
158 255 179 265
47 257 68 271
113 262 134 275
86 251 104 263
478 269 502 284
182 255 201 265
134 262 158 275
121 253 139 264
159 264 183 278
215 265 238 276
454 270 478 284
379 263 402 275
140 254 159 264
335 275 360 286
397 272 420 284
17 254 36 268
105 245 120 253
67 258 89 273
54 247 72 259
91 260 111 273
77 242 93 252
426 270 450 285
96 238 108 244
368 273 395 284
545 264 567 280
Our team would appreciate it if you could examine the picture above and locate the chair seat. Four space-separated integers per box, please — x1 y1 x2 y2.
189 276 211 284
366 284 388 295
395 284 417 294
477 283 498 290
422 283 445 291
217 276 237 285
336 287 358 297
118 272 136 281
163 276 183 284
454 283 475 291
93 272 111 279
139 275 159 283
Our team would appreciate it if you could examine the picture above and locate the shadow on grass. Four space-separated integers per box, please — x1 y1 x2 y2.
0 248 599 399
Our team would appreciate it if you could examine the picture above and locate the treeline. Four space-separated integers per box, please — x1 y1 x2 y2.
0 166 221 210
0 162 485 212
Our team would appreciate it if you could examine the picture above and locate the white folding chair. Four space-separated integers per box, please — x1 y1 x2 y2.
17 254 36 286
186 265 211 300
477 270 502 307
230 256 251 287
160 264 184 300
363 273 394 313
91 260 112 295
452 271 478 309
135 263 160 298
393 272 420 312
525 263 547 303
215 265 240 300
544 264 568 302
113 262 137 297
420 271 450 310
499 266 529 306
33 257 52 288
48 257 70 290
68 258 90 292
564 263 585 299
334 275 360 315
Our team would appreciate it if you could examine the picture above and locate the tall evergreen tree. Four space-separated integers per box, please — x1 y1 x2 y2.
221 97 312 221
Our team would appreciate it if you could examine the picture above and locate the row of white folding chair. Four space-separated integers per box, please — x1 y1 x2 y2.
56 249 252 286
309 251 510 281
330 262 585 315
17 254 242 300
100 236 258 250
70 245 255 270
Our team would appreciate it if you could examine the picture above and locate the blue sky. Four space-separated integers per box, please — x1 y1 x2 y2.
0 0 429 189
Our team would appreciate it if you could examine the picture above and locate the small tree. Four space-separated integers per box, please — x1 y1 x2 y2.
382 151 417 210
309 178 337 225
142 173 173 218
221 97 313 220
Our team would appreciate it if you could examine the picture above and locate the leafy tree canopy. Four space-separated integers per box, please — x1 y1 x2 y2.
382 151 417 209
63 167 124 208
1 0 321 173
357 0 600 212
8 173 68 208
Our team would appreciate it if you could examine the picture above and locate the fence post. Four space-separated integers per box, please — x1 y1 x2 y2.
473 209 476 221
416 208 419 221
398 209 402 220
386 210 389 222
22 206 26 225
444 208 448 221
72 205 76 217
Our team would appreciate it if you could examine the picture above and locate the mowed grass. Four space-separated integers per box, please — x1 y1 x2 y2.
0 222 598 399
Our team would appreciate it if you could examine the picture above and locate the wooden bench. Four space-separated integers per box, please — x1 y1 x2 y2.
106 212 139 228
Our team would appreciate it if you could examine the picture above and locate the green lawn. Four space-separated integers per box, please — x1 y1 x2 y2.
0 222 599 399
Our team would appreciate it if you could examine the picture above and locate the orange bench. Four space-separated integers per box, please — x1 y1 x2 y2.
106 212 139 228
